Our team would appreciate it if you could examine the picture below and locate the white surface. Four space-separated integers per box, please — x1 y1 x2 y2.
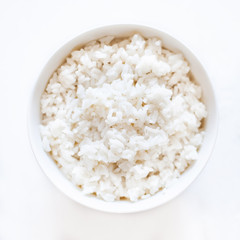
0 0 239 239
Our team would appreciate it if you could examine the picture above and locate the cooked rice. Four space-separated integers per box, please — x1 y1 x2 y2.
40 34 207 201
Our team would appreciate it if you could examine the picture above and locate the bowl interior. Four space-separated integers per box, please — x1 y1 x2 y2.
28 24 218 213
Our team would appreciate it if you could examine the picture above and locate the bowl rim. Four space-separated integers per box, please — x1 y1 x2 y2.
27 23 219 213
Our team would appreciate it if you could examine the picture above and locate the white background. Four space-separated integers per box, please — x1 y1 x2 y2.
0 0 240 239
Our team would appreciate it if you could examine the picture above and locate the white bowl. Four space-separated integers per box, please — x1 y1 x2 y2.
28 24 218 213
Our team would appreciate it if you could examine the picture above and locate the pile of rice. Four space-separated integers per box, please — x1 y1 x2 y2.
40 34 207 201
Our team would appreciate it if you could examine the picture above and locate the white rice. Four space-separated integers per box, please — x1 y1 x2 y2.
40 34 207 202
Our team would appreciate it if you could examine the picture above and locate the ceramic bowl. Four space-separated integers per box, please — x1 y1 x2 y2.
28 24 218 213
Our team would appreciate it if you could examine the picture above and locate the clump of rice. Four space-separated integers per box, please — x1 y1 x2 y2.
40 34 207 202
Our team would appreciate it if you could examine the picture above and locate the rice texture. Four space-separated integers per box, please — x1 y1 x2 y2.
40 34 207 201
